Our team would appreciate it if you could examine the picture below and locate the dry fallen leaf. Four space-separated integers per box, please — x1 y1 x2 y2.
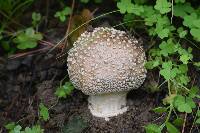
69 9 93 43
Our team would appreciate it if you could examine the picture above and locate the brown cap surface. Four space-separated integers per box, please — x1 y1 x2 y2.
67 27 147 95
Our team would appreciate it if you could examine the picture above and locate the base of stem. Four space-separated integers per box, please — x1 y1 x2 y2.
88 91 128 121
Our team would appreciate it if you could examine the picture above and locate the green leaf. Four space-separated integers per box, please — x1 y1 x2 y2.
178 74 190 85
80 0 89 3
190 28 200 41
32 12 41 22
173 95 195 113
160 61 179 80
131 4 144 15
133 0 147 4
13 28 43 50
54 7 72 22
39 103 49 121
195 118 200 124
159 40 176 56
194 62 200 68
197 110 200 117
193 19 200 28
185 97 196 109
178 46 193 63
157 28 170 39
174 3 194 18
144 124 162 133
13 125 22 133
173 118 184 127
189 86 199 98
152 107 168 113
55 82 74 98
175 0 185 3
155 15 171 38
154 0 171 14
183 13 198 28
178 103 192 113
22 125 44 133
145 60 160 69
177 27 187 38
5 122 16 130
180 54 190 64
178 64 188 73
117 0 135 14
165 122 180 133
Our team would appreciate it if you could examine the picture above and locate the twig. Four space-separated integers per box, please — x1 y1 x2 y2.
62 0 75 52
8 40 60 59
8 46 50 59
171 0 174 24
182 113 187 133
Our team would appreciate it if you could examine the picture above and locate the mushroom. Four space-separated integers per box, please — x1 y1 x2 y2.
67 27 147 121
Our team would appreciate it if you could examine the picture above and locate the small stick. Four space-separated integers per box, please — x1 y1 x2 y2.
182 113 187 133
62 0 75 52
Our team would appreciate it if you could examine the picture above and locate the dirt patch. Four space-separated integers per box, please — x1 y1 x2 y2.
0 52 160 132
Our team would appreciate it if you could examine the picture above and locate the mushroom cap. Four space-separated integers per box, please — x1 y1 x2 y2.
67 27 147 95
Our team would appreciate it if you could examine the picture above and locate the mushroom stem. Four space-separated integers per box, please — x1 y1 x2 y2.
88 91 128 121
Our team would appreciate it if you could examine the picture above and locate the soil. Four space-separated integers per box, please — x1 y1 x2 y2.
0 51 161 133
1 0 200 133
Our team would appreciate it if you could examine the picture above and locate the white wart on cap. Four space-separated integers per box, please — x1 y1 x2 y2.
67 27 147 120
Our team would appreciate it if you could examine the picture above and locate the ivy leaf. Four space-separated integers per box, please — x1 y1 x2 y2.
117 0 135 14
197 110 200 117
157 28 170 39
155 15 171 38
178 74 190 85
32 12 41 28
173 95 196 113
131 4 144 15
175 0 185 3
54 7 72 22
178 47 193 63
159 40 176 56
143 6 157 26
144 14 157 26
154 0 171 14
160 61 179 80
183 13 198 28
13 28 43 50
196 118 200 124
152 107 168 113
145 60 160 69
173 118 184 127
193 19 200 28
186 97 196 108
190 28 200 41
178 102 192 113
194 62 200 69
144 124 162 133
39 103 49 121
55 82 74 98
180 54 190 64
178 64 188 73
23 125 44 133
177 27 187 38
165 122 180 133
80 0 89 3
5 122 16 130
189 86 199 98
13 125 22 133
